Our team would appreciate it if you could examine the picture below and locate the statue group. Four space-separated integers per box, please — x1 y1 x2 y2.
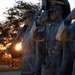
7 0 75 75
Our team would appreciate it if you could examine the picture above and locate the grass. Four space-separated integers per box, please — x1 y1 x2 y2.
0 67 20 72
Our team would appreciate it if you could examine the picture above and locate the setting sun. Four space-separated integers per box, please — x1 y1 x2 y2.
15 42 22 51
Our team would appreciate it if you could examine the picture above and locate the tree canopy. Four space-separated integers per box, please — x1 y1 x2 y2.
0 1 40 49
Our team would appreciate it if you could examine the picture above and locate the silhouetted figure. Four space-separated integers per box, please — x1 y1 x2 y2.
20 11 36 75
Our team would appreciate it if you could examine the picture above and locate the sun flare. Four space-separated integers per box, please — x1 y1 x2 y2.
15 43 22 51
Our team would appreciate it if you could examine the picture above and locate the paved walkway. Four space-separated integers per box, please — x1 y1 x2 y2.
0 71 21 75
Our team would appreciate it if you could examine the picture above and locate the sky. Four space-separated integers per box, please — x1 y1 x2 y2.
0 0 74 22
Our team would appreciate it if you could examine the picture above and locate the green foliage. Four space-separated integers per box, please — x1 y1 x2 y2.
0 67 20 72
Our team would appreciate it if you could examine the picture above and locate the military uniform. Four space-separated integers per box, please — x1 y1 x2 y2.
21 25 36 75
33 19 74 75
31 0 75 75
33 19 63 75
21 11 36 75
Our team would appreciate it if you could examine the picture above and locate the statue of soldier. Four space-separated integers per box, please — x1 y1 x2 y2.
20 10 37 75
6 10 37 75
56 8 75 75
31 0 75 75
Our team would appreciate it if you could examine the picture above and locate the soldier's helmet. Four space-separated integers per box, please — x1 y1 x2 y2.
43 0 71 19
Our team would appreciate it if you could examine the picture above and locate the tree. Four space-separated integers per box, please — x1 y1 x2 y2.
0 1 41 67
0 1 39 47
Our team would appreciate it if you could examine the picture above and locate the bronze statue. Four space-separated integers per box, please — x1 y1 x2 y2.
21 11 36 75
6 10 36 75
56 8 75 75
31 0 75 75
6 0 75 75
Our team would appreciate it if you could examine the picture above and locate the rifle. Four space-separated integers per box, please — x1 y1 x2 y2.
30 0 47 40
6 25 28 54
34 0 47 27
42 0 51 68
37 0 50 68
65 8 75 22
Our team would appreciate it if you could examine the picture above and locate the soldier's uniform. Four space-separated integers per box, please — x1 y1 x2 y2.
31 0 74 75
21 25 36 75
34 19 63 75
21 11 36 75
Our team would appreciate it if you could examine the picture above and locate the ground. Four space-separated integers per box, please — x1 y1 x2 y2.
0 71 21 75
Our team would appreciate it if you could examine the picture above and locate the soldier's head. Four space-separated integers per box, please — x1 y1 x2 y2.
22 10 35 26
42 0 71 20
